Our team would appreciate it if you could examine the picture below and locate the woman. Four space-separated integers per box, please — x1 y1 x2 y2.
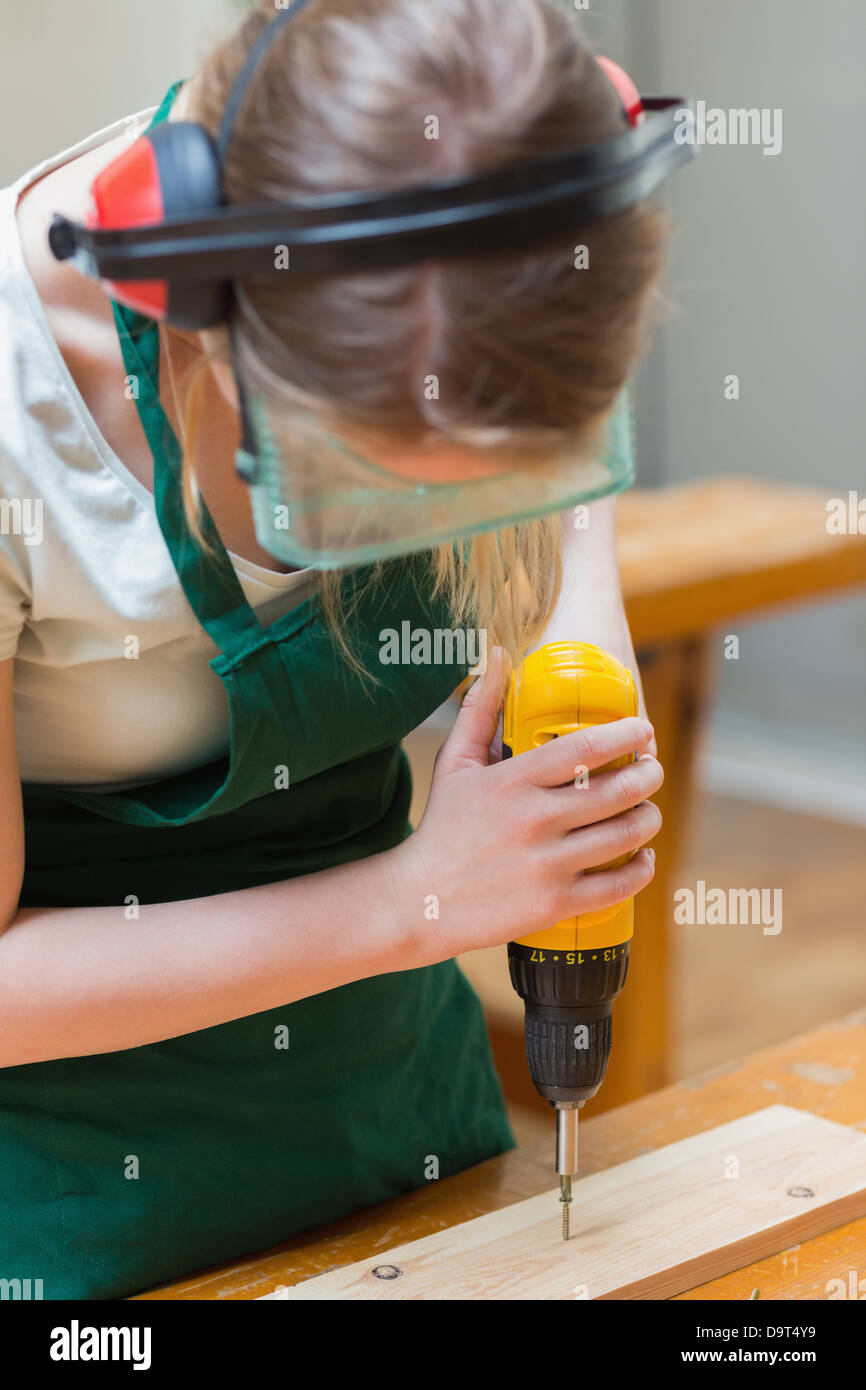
0 0 666 1297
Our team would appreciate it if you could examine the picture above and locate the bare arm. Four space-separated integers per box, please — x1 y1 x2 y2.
0 658 414 1067
530 497 656 752
1 850 412 1068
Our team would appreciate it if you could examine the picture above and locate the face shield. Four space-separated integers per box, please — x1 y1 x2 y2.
235 386 637 568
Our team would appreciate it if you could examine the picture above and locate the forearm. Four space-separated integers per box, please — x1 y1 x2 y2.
0 848 411 1067
531 499 649 723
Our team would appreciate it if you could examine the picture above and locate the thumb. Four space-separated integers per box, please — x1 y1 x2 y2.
434 646 512 781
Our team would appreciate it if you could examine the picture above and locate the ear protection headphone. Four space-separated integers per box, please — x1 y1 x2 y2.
49 0 697 332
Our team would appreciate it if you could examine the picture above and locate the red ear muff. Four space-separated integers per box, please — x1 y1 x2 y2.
87 120 225 326
595 55 645 128
87 136 168 319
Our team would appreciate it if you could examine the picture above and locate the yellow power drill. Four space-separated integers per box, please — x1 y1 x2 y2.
503 641 639 1240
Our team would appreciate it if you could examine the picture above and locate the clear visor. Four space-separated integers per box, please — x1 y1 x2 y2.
241 388 636 569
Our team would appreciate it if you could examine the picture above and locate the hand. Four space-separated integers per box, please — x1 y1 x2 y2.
390 648 664 966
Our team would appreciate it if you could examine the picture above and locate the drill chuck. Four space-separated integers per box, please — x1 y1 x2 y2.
508 940 630 1105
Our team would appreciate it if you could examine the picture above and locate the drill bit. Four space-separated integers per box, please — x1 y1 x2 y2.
559 1175 572 1240
555 1103 579 1241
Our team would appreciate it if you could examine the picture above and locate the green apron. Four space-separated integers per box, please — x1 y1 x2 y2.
0 85 512 1300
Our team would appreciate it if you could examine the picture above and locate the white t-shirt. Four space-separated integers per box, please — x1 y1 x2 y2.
0 108 319 789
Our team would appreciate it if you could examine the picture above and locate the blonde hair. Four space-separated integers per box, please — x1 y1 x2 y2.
176 0 668 671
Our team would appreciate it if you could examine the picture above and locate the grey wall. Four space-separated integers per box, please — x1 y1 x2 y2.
585 0 866 799
0 0 236 183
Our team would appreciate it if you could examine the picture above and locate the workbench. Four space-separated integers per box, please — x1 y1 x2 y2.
136 1009 866 1300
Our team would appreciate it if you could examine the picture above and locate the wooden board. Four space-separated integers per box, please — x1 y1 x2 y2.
272 1107 866 1300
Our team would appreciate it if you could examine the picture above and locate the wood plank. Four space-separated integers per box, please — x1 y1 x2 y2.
273 1107 866 1300
136 1013 866 1299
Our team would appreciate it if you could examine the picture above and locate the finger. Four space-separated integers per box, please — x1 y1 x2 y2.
556 800 662 873
566 847 656 915
519 717 655 788
432 646 512 781
546 754 664 830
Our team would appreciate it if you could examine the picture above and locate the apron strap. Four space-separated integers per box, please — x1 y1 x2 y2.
111 303 266 655
106 79 265 657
